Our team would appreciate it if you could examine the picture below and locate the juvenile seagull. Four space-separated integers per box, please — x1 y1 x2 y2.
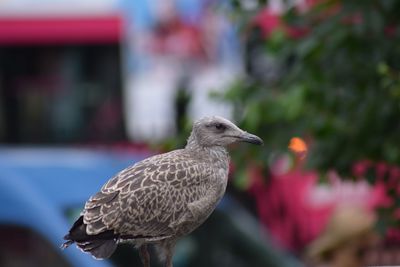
62 116 263 267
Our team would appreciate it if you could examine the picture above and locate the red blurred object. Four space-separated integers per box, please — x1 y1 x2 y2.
248 163 392 252
252 0 396 41
352 159 372 178
252 9 308 39
249 168 333 251
0 15 122 45
376 161 389 181
252 9 282 38
352 160 400 184
149 15 205 61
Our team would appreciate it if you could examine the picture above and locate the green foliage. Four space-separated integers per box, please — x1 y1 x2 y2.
228 0 400 174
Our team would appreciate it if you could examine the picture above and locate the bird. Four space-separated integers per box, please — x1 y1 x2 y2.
62 116 263 267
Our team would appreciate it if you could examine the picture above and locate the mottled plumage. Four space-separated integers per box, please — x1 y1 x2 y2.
62 116 263 267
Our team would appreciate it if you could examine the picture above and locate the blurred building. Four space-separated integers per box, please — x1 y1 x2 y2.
0 0 125 144
0 0 241 145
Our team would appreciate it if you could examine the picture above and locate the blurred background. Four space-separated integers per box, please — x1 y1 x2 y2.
1 0 400 266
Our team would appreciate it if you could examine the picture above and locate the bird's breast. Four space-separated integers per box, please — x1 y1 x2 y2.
205 163 229 205
215 169 228 203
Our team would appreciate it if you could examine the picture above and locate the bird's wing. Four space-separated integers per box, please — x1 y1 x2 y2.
82 150 212 238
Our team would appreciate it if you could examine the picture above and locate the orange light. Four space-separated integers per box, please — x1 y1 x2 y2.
288 137 307 158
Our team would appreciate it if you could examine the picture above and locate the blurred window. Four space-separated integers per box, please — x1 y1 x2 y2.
0 224 71 267
0 44 125 144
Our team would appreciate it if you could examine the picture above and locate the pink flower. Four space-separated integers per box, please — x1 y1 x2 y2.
352 160 372 178
389 166 400 185
375 161 389 181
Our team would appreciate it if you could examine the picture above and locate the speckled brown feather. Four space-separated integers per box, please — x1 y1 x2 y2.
83 147 227 242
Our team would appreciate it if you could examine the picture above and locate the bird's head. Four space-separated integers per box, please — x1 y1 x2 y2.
187 116 263 148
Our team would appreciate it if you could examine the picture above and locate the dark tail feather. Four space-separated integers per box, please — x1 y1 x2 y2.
62 216 118 259
60 239 74 249
77 239 118 259
62 237 118 260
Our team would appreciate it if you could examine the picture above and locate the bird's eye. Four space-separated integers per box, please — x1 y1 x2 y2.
214 123 226 131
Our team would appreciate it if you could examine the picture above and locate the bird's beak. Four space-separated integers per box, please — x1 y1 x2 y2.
238 131 263 145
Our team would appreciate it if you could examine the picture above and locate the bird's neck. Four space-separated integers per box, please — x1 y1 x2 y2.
185 135 229 163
